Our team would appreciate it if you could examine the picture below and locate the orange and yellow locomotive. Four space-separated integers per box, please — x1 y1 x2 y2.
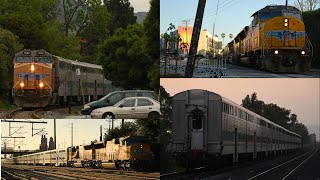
13 50 53 107
223 5 312 72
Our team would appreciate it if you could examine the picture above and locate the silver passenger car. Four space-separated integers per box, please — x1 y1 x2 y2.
169 89 301 164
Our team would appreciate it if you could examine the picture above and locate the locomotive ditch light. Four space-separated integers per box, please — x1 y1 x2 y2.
274 50 279 55
39 82 44 88
20 82 25 88
31 64 35 72
301 51 305 55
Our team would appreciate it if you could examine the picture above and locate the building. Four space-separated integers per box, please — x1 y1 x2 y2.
197 29 213 56
39 135 48 151
48 137 55 150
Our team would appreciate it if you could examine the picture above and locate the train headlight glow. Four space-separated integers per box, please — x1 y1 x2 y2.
301 51 305 55
284 18 288 23
31 64 35 72
284 23 288 27
39 82 44 88
20 82 25 88
274 50 279 55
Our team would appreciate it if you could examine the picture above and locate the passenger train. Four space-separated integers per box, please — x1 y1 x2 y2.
2 136 152 171
169 89 302 169
12 49 117 108
222 5 313 72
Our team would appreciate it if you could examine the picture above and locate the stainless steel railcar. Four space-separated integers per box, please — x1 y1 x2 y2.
169 89 302 167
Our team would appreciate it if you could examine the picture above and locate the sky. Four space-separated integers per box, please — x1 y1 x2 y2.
160 0 319 43
130 0 150 12
1 119 133 152
161 78 320 141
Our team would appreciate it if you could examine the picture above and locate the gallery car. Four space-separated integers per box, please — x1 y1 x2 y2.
90 97 160 119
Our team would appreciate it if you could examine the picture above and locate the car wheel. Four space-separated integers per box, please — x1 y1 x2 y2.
102 112 115 119
148 112 160 119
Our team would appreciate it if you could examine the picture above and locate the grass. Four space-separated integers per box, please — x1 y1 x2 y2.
0 97 16 110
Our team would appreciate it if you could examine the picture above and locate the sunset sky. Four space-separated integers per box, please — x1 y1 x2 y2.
161 78 320 141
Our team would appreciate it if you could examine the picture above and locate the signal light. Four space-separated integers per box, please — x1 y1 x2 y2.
20 82 25 88
31 64 35 72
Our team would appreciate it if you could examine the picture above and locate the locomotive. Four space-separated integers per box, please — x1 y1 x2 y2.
223 5 313 72
169 89 302 169
2 136 153 171
12 49 116 108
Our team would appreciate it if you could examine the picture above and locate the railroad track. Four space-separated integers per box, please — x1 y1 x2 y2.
2 165 160 180
5 107 42 119
248 148 317 180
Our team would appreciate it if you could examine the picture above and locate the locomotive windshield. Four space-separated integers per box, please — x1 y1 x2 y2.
34 56 52 63
283 11 302 20
16 56 32 63
259 10 282 21
125 137 149 146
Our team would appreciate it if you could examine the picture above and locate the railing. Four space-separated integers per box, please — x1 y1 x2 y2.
305 33 314 57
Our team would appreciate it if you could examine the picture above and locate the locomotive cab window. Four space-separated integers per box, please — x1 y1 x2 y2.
191 114 202 130
34 56 51 63
16 56 32 63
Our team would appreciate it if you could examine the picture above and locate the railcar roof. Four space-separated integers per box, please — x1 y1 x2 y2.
54 55 103 69
251 5 301 17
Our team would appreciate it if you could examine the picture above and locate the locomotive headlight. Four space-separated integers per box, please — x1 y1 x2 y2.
284 18 288 23
39 82 44 88
301 51 305 55
284 23 288 27
274 50 279 55
20 82 25 88
31 64 35 72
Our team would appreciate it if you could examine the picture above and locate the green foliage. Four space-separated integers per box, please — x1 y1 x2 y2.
0 0 58 49
98 24 151 89
104 0 136 35
289 122 309 143
45 21 81 60
0 28 23 98
104 122 138 141
143 0 160 90
303 9 320 68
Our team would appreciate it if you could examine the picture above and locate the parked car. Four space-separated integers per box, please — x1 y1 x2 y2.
81 90 158 115
90 97 160 119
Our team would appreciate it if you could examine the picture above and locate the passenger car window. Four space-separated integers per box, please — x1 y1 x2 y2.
192 114 202 130
105 93 123 104
137 99 153 106
121 99 136 107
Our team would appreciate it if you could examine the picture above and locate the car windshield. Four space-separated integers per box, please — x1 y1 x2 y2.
34 56 52 63
16 56 32 63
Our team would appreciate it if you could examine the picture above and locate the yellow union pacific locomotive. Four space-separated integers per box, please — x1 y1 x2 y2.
13 49 110 107
223 5 313 72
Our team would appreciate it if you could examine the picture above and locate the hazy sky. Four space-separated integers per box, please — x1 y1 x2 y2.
130 0 150 12
160 0 320 41
161 78 320 141
1 119 133 152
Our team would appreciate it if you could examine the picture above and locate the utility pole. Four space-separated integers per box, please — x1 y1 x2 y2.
71 123 73 146
185 0 207 77
54 119 56 149
100 125 102 141
182 19 190 54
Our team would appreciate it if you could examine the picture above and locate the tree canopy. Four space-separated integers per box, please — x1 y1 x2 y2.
0 28 23 97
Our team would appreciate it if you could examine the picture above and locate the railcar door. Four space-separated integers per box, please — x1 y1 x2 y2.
189 112 204 150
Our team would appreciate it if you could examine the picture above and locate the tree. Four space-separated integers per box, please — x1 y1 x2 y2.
295 0 319 12
0 28 23 98
104 0 136 35
104 122 138 141
242 92 265 116
98 24 151 89
0 0 58 49
143 0 160 90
